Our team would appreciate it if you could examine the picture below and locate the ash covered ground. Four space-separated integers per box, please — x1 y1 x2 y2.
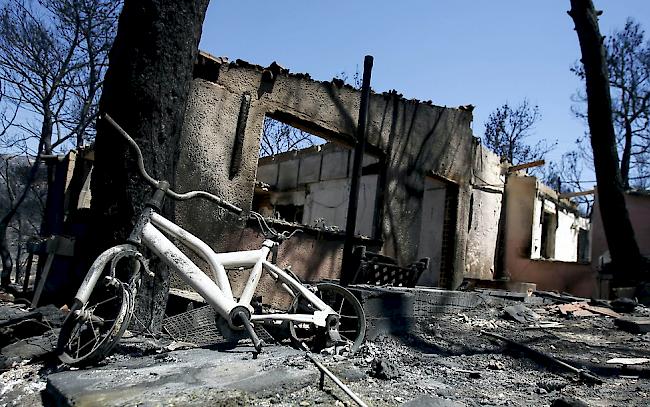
1 293 650 406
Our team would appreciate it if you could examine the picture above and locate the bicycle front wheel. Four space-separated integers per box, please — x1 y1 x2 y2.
57 247 140 367
58 277 133 366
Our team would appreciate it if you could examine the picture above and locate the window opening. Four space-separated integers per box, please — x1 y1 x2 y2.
259 116 327 158
540 211 557 259
254 114 381 238
577 228 590 262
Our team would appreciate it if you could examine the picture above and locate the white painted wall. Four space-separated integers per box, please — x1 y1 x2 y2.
464 144 505 280
302 175 377 236
530 195 590 262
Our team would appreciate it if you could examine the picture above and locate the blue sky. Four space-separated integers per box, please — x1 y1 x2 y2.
200 1 650 167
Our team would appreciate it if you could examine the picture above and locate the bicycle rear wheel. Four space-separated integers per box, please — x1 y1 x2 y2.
289 283 366 354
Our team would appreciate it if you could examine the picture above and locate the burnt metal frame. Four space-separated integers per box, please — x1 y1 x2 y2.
68 113 341 355
74 208 338 333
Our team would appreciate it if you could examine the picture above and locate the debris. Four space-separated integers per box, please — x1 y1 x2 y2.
480 330 602 384
606 357 650 365
165 341 197 352
615 317 650 334
537 379 568 392
552 301 622 318
0 329 59 369
306 352 368 407
550 396 589 407
535 291 588 304
402 395 465 406
611 297 637 313
487 360 505 370
453 368 481 378
369 358 401 380
525 322 564 329
0 306 42 328
583 304 622 318
503 304 541 324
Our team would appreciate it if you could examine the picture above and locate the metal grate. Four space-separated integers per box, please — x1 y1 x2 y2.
162 305 274 347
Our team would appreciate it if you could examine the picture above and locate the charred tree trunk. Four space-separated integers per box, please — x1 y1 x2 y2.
621 119 633 189
90 0 210 329
568 0 644 281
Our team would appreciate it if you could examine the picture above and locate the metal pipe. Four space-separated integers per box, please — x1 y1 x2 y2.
341 55 374 286
306 352 369 407
150 212 234 298
481 330 602 384
142 224 238 318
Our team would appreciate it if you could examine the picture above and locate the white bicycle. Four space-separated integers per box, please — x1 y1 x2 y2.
57 114 366 366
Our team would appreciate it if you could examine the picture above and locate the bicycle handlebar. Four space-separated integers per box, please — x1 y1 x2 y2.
102 113 243 215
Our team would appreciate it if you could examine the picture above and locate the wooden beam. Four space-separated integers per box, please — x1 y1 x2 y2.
508 160 545 172
559 189 595 199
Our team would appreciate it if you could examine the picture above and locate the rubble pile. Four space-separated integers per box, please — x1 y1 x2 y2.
2 286 650 406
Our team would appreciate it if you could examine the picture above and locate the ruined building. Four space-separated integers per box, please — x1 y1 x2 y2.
170 53 594 299
25 53 599 307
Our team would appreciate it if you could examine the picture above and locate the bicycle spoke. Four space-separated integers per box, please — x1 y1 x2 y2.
75 332 81 358
66 325 81 348
89 295 119 311
89 317 99 341
338 297 345 314
75 335 100 355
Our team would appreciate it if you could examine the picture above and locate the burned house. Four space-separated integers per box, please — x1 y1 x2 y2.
173 54 478 297
170 53 594 299
16 53 596 307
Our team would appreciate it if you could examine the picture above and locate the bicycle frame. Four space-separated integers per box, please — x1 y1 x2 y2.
75 209 337 330
59 114 364 366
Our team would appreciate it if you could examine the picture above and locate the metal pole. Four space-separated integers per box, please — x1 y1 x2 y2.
306 352 369 407
341 55 373 286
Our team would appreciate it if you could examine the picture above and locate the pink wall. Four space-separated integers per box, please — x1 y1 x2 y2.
591 192 650 269
503 176 597 297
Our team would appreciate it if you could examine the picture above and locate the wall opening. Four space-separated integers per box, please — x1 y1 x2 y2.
259 116 327 158
254 114 382 239
417 176 458 287
540 211 557 259
577 228 590 262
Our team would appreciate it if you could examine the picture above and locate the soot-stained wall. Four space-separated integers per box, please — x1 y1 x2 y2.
174 55 477 291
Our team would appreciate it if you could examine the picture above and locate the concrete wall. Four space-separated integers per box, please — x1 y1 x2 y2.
174 56 476 288
465 144 504 280
503 175 596 297
256 143 378 237
591 191 650 269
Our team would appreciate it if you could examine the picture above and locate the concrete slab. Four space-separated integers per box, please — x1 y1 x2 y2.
45 346 316 406
347 285 547 339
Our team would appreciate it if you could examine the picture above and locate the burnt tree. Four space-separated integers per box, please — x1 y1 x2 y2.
91 0 210 329
568 0 644 280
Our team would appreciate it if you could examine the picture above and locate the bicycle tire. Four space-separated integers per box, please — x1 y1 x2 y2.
289 282 366 354
57 253 137 366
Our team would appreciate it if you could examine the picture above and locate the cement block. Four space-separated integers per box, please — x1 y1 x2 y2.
298 153 321 184
256 163 278 186
321 150 349 181
277 159 299 190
